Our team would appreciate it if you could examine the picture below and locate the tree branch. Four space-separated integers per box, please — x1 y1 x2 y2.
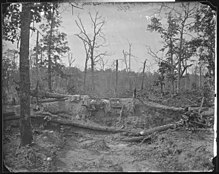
75 16 91 44
145 45 164 63
180 64 193 77
70 3 83 9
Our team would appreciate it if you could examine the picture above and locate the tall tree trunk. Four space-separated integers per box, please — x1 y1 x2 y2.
83 57 88 93
128 44 132 90
160 82 164 96
177 18 186 94
19 3 33 146
40 49 43 64
91 55 95 91
83 41 89 93
170 39 175 94
141 59 146 90
13 52 16 68
194 65 198 88
122 50 128 72
48 5 54 92
35 30 39 103
199 63 202 88
184 60 187 90
115 59 118 97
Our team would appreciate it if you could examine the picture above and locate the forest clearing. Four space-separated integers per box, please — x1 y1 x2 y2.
2 1 216 172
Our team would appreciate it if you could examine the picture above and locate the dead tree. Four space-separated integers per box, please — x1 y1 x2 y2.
82 40 90 93
99 57 108 70
141 59 147 90
123 43 134 90
48 4 55 92
128 43 132 90
115 59 118 97
122 50 129 72
68 52 75 67
75 11 106 91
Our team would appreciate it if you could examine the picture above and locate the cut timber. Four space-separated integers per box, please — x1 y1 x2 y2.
201 110 214 117
3 112 16 117
4 116 20 121
140 123 176 136
199 97 205 114
137 98 184 112
38 98 67 103
50 119 123 133
3 113 138 135
3 112 57 121
137 98 212 113
121 135 151 142
30 90 68 99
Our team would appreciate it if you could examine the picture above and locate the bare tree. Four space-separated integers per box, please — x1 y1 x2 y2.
115 59 118 97
123 42 136 90
82 40 90 93
122 50 129 72
99 57 109 70
48 4 55 92
141 59 147 90
128 43 132 72
75 11 106 91
68 52 75 67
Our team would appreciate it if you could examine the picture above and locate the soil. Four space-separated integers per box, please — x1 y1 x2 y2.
3 123 214 172
3 95 215 172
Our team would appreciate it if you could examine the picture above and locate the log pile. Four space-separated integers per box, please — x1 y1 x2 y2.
180 108 214 129
4 91 214 144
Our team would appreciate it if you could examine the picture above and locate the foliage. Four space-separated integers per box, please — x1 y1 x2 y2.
33 3 70 80
147 3 216 93
147 12 179 91
2 3 56 43
189 4 216 78
2 49 19 104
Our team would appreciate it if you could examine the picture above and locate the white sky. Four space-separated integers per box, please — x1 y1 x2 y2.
3 2 201 73
58 2 163 72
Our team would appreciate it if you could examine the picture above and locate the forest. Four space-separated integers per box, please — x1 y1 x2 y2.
2 2 216 172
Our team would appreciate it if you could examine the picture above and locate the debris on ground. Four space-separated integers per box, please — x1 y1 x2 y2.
3 92 215 172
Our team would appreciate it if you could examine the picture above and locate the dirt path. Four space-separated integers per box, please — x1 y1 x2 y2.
55 132 158 172
3 125 214 172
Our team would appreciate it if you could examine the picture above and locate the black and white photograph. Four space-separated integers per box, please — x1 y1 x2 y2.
2 1 217 172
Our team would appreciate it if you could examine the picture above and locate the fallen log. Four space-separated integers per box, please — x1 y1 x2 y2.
190 107 209 112
200 107 214 117
38 98 67 103
3 113 138 134
190 121 208 127
137 98 185 112
49 118 127 133
137 98 213 114
139 123 176 136
121 135 151 142
198 97 205 114
30 90 68 99
202 112 214 117
3 116 20 121
3 112 16 117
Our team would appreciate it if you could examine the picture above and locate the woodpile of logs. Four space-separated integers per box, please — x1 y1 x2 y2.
3 91 214 144
180 108 214 129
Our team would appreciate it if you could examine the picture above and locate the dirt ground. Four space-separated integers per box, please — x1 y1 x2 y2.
3 119 214 172
3 93 215 172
